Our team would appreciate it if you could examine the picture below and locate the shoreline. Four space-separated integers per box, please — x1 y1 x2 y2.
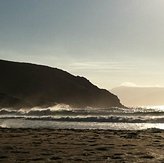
0 128 164 162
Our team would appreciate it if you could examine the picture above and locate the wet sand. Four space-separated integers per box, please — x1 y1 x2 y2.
0 128 164 162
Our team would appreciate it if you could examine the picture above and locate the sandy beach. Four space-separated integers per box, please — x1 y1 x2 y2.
0 128 164 162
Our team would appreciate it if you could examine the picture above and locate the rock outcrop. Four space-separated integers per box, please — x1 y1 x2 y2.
0 59 123 109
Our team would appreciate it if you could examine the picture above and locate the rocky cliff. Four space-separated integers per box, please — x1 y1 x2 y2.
0 60 123 109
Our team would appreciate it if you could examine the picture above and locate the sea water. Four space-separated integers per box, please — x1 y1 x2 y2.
0 105 164 130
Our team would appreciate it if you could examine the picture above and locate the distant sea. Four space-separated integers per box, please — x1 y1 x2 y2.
0 105 164 130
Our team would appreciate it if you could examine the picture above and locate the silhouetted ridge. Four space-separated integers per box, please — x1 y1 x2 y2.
0 59 123 109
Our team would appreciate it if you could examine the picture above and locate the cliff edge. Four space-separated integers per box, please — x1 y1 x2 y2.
0 60 123 109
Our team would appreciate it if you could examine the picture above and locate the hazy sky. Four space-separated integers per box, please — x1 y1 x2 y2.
0 0 164 89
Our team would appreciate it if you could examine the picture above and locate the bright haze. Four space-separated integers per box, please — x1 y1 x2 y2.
111 86 164 107
0 0 164 89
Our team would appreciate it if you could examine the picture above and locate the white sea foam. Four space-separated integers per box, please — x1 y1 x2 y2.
0 106 164 130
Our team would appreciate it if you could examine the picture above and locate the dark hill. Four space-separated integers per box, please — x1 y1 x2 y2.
0 59 123 109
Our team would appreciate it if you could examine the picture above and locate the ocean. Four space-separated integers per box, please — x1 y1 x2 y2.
0 105 164 130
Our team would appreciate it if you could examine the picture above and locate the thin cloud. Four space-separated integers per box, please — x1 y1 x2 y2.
120 82 163 88
70 61 135 72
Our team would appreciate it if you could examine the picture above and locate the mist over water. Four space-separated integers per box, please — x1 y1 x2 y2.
0 105 164 130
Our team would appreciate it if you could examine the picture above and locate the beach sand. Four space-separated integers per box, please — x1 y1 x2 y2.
0 128 163 162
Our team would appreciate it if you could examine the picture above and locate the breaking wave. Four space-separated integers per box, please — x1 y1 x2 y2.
0 105 164 123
